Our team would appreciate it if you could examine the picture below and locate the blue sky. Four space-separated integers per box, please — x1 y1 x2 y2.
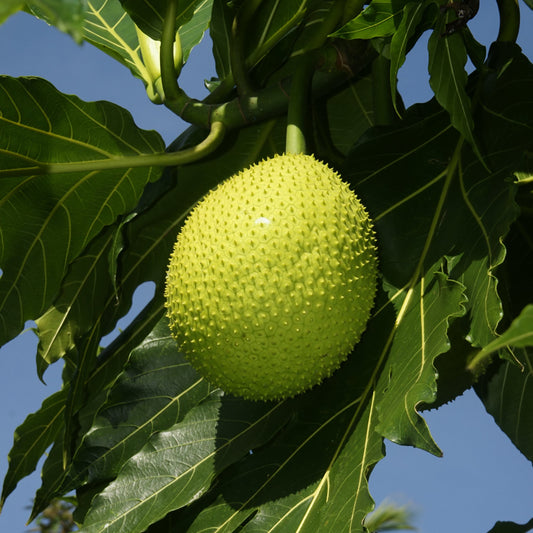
0 4 532 532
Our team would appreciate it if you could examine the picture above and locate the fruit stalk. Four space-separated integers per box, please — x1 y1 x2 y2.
161 0 183 105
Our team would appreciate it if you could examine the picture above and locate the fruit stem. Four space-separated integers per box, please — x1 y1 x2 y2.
286 56 314 154
161 0 183 104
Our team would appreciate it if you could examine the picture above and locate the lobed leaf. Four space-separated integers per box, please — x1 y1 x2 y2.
0 76 164 347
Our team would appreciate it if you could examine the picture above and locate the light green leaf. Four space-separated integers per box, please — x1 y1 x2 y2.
473 305 533 362
35 226 116 377
375 267 466 455
26 0 86 42
0 0 23 24
332 0 407 40
177 0 213 64
0 76 164 347
82 0 149 81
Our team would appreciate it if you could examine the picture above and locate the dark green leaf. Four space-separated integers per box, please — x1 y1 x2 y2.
166 307 394 533
0 389 67 510
244 0 307 69
427 21 477 149
81 392 293 533
210 0 234 79
120 0 210 41
71 317 212 485
487 517 533 533
0 76 164 347
389 1 428 115
476 346 533 463
326 75 375 155
521 0 533 9
332 0 407 40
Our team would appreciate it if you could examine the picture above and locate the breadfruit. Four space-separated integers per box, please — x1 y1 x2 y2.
165 153 378 401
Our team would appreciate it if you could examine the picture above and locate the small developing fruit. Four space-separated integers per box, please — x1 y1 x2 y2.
165 153 378 401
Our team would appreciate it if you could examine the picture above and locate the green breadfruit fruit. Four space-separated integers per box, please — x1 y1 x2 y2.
165 153 378 401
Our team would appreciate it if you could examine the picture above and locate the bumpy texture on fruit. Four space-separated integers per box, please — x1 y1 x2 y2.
165 153 378 401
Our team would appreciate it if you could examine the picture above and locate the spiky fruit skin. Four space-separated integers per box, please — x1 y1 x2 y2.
165 153 378 401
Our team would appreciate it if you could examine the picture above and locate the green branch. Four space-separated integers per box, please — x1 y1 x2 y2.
161 0 182 104
230 0 263 95
4 122 226 177
496 0 520 43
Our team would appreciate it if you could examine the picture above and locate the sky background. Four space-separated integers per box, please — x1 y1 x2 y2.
0 3 532 532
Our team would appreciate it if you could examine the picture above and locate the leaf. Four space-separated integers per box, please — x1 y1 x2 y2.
332 0 407 40
26 0 86 42
486 518 533 533
522 0 533 9
0 389 67 510
342 47 533 450
476 347 533 463
71 317 212 486
0 0 23 24
473 305 533 361
80 392 293 533
83 0 149 81
158 309 394 533
35 226 116 377
427 17 477 150
325 75 375 155
0 76 164 347
389 1 428 115
244 0 307 68
375 266 466 455
209 0 234 79
120 0 209 41
176 0 213 64
29 121 284 516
